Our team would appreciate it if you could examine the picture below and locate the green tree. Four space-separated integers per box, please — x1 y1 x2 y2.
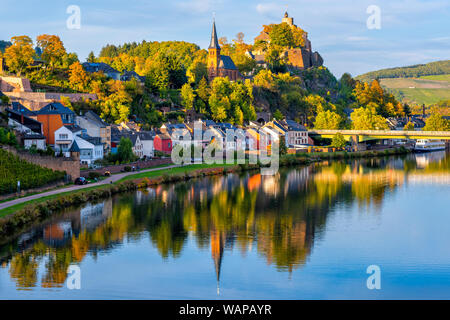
423 109 450 131
117 137 134 163
87 51 96 63
269 23 294 47
314 110 343 129
181 83 195 110
350 107 389 130
331 133 346 148
273 109 283 120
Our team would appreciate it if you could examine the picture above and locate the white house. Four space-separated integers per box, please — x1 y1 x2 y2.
54 125 82 156
22 134 46 150
54 125 104 164
139 132 155 158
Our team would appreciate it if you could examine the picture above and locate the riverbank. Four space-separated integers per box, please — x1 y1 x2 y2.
0 147 410 238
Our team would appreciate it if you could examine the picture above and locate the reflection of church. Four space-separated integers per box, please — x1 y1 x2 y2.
211 229 225 295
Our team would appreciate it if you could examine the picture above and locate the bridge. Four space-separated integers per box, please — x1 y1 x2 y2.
309 130 450 141
308 130 450 151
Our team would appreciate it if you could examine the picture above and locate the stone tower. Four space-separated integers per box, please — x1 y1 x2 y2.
208 20 221 80
282 11 294 26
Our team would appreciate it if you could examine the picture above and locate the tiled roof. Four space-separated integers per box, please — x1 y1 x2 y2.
64 125 83 133
219 55 237 70
82 62 120 75
11 102 36 117
37 102 75 115
84 110 108 127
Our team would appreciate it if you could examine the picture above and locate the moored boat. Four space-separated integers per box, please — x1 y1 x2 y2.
414 139 446 152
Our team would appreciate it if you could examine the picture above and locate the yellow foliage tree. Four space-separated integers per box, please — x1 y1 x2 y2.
4 36 35 75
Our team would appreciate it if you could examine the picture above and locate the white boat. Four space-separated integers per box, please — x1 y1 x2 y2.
414 139 446 152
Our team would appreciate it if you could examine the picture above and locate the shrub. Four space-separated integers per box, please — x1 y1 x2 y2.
124 166 132 172
88 171 101 179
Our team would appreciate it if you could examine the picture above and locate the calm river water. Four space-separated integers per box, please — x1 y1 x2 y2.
1 151 449 299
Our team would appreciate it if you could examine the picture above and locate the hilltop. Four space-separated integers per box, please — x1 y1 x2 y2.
356 60 450 106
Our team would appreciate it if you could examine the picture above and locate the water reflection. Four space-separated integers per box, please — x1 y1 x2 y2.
1 151 449 291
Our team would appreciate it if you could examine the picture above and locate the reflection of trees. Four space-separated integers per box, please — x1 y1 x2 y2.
3 152 448 289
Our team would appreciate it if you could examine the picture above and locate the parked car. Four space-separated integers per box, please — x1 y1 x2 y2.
74 177 88 185
104 171 111 177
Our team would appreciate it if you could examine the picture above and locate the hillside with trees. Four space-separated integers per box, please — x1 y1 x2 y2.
356 60 450 82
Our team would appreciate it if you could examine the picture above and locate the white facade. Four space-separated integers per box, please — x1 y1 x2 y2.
23 137 46 150
76 136 104 165
140 138 154 158
286 130 308 147
54 126 82 156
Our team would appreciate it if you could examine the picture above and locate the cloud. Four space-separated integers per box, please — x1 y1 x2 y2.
346 36 371 42
256 2 285 17
175 0 217 14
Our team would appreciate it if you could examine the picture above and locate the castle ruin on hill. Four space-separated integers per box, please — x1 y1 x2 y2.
249 12 323 70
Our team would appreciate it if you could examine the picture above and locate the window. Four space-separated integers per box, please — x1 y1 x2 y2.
59 134 68 140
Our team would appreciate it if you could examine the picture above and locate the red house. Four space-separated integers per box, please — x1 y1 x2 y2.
154 133 172 154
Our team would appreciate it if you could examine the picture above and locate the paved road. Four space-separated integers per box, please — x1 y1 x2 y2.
0 164 181 212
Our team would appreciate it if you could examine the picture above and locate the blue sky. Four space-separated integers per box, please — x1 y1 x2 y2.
1 0 449 78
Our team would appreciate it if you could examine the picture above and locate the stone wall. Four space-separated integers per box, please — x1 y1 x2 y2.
80 158 172 177
0 76 32 92
3 145 80 181
4 92 97 110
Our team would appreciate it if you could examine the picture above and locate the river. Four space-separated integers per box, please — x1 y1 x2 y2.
0 151 449 299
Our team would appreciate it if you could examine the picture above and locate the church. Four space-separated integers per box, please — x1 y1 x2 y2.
207 20 242 82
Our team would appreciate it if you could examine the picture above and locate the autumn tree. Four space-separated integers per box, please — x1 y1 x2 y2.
69 61 89 92
4 36 35 75
36 34 67 70
403 121 415 130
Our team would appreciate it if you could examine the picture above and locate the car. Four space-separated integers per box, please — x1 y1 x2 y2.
104 171 111 177
74 177 88 185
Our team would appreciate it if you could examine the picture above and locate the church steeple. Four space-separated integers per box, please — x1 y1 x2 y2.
209 20 221 50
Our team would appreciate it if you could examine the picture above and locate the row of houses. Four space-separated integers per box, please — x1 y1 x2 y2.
5 99 312 165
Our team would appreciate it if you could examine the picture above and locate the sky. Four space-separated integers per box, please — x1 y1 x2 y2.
1 0 449 78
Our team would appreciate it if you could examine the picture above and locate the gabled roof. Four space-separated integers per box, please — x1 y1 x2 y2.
64 125 83 133
84 110 108 127
37 102 75 115
139 131 155 141
6 108 42 134
284 119 307 131
219 55 238 70
11 102 36 117
121 70 146 82
82 62 120 75
209 20 221 50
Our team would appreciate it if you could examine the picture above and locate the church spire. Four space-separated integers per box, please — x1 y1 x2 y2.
209 19 221 50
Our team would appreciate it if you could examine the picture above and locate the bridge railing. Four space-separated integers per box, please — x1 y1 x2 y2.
309 130 450 137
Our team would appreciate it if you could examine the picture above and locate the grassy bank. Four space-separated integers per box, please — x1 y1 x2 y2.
0 147 410 238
